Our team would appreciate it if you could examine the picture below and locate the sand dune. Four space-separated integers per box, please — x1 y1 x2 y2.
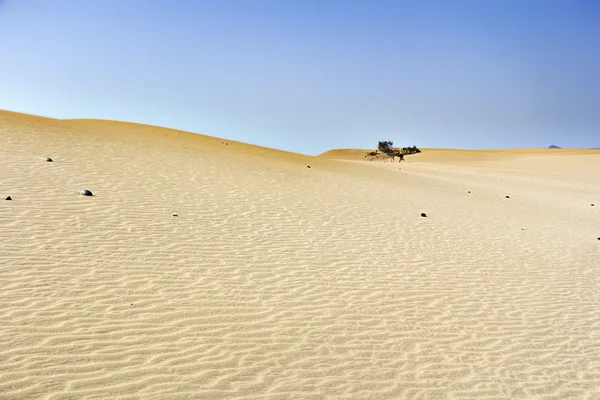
1 110 599 399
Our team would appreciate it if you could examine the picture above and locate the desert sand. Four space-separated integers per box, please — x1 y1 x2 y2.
1 109 599 399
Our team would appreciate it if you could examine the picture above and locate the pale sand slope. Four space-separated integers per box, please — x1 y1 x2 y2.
1 110 599 399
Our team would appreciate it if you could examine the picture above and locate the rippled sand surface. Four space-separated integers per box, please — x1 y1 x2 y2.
1 110 599 399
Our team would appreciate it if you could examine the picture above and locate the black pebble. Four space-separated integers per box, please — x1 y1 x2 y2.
468 191 471 193
307 165 311 168
46 157 53 162
81 189 93 196
420 213 427 217
5 196 12 201
592 204 595 207
505 195 510 199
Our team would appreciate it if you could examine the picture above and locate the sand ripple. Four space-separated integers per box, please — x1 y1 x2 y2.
1 111 599 399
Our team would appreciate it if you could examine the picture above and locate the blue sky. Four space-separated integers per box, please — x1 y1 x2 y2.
0 0 598 155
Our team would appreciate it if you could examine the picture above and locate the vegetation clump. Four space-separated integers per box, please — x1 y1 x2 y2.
364 141 421 162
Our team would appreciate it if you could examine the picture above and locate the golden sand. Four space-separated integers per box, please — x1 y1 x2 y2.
1 110 599 399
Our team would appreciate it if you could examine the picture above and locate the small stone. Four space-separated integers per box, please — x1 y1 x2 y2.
46 157 53 162
505 195 510 199
420 213 427 217
307 165 311 168
172 212 178 217
80 189 93 196
592 204 595 207
468 191 471 193
5 196 12 201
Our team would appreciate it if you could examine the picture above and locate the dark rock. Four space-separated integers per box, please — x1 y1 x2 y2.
420 213 427 217
80 189 93 196
5 196 12 200
307 165 311 168
505 195 510 199
46 157 53 162
592 204 595 206
172 212 178 217
468 191 471 193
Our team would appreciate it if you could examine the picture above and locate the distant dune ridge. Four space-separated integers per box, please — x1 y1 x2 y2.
1 109 600 399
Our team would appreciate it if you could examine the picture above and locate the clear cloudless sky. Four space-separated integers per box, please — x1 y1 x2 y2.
0 0 598 155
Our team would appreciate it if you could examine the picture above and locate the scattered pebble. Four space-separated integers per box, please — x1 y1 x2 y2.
172 212 178 217
5 196 12 201
46 157 53 162
80 189 93 196
468 191 471 193
420 213 427 218
307 165 311 168
505 195 510 199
